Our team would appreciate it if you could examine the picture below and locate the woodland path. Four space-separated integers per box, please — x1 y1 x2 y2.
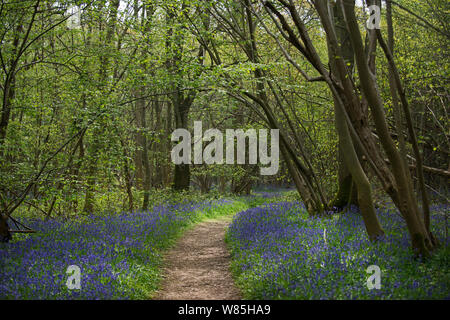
154 217 241 300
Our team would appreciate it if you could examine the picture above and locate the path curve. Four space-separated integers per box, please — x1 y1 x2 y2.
154 218 241 300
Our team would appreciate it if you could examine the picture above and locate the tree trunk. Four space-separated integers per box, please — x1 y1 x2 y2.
330 150 358 211
334 94 384 239
172 99 191 191
83 0 120 213
280 141 318 214
341 0 433 255
165 6 199 191
0 214 11 243
141 98 151 210
133 89 145 190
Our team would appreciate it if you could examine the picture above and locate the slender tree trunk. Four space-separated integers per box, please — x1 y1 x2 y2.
0 21 23 150
141 98 152 210
165 4 203 191
328 0 359 212
120 138 133 213
83 0 120 213
164 101 173 187
244 0 324 213
280 142 318 214
133 90 145 190
152 99 163 187
334 94 384 239
342 0 433 255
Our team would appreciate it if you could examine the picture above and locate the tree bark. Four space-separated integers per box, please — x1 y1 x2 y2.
330 149 358 211
0 214 11 243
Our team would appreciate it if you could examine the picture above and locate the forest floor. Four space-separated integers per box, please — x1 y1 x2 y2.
154 216 241 300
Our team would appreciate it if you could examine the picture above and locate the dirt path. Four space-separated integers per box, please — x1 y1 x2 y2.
154 217 241 300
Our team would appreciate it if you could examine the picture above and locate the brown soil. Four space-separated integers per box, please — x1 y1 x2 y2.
154 217 242 300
